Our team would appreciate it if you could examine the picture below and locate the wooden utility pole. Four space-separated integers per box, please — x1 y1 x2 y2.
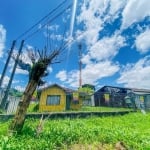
0 40 24 109
0 40 16 88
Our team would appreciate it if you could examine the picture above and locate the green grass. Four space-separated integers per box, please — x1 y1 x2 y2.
27 105 132 113
79 106 132 112
0 112 150 149
27 103 39 113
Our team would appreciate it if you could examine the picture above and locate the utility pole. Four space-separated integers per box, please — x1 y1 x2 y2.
78 43 82 87
0 40 16 88
0 40 24 109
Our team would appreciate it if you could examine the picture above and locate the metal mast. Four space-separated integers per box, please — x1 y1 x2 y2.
78 43 82 87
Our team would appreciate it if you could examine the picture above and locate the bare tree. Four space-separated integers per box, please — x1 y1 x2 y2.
9 43 66 133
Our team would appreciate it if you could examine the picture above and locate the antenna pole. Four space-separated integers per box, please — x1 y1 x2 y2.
78 43 82 87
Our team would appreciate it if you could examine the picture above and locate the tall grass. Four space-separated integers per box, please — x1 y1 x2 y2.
0 112 150 149
80 106 132 112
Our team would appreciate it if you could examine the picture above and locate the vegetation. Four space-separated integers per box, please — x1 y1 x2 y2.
27 103 39 113
0 112 150 149
0 109 4 114
26 105 132 113
9 88 23 98
79 106 132 112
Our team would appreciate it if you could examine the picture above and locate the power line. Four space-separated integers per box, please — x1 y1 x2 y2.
0 1 74 109
24 3 72 41
16 0 70 40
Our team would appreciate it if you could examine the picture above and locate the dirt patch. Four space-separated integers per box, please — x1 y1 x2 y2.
67 143 113 150
67 141 128 150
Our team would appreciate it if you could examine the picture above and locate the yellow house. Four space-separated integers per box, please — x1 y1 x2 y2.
39 84 82 112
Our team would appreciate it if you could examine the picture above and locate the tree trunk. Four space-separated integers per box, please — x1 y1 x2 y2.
9 80 38 133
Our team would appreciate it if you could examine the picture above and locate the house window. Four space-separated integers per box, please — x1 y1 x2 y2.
46 95 60 105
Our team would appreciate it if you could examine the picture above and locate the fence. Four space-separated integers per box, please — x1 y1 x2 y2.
0 88 21 114
6 96 20 114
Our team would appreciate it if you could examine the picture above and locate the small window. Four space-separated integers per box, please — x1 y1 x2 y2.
46 95 60 105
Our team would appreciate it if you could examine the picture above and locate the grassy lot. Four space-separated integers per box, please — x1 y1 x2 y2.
27 103 133 113
79 106 133 112
0 112 150 150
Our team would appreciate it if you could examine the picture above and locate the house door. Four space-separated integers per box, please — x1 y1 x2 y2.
145 95 150 109
66 95 71 110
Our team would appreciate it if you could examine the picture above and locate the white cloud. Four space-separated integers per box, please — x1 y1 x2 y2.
80 32 125 87
82 33 125 62
15 68 29 75
77 0 126 63
9 57 30 75
12 47 33 65
77 0 106 46
0 75 20 88
117 56 150 89
0 24 6 57
82 61 119 84
104 0 127 23
47 66 53 73
47 24 59 31
10 45 35 75
135 28 150 53
56 0 128 88
121 0 150 29
65 70 79 87
56 61 119 88
0 75 9 88
12 80 21 84
56 70 67 82
77 0 126 46
109 0 126 16
57 0 150 89
22 45 34 65
56 69 79 87
14 85 25 92
49 34 63 41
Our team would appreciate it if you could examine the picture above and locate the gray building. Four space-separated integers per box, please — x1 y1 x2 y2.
128 88 150 110
94 86 150 109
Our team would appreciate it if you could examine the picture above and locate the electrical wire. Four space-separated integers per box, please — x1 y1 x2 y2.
24 3 72 41
16 0 70 40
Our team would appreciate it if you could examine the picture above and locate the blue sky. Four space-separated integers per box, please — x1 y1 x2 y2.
0 0 150 91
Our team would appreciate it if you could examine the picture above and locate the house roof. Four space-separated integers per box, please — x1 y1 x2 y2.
40 83 75 93
95 85 150 95
131 88 150 95
102 85 130 90
94 85 131 93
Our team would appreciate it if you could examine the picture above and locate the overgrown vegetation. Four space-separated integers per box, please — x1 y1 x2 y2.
26 105 132 113
80 106 132 112
0 109 4 114
0 112 150 149
9 88 23 97
27 103 39 113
